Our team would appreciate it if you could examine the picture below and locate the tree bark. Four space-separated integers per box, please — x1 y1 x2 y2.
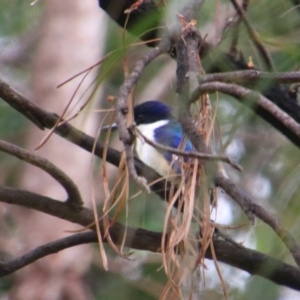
10 1 105 299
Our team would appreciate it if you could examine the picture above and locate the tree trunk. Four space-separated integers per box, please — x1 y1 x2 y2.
10 1 106 299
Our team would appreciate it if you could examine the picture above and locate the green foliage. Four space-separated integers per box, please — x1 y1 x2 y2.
1 0 300 299
0 1 41 36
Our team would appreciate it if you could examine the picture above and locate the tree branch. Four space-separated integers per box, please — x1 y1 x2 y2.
215 175 300 267
0 211 300 291
202 70 300 85
0 78 173 202
0 232 98 277
1 76 300 285
173 1 210 157
0 139 83 209
0 0 298 294
210 237 300 291
230 0 275 71
116 35 172 192
192 81 300 149
98 0 161 46
97 1 300 139
135 127 242 171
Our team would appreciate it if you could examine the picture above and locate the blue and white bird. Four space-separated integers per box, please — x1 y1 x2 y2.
132 100 193 177
103 100 194 177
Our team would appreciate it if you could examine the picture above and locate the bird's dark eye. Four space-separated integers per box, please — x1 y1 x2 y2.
135 114 144 124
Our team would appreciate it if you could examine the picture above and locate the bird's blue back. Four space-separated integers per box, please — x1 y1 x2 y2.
154 121 193 163
133 100 195 176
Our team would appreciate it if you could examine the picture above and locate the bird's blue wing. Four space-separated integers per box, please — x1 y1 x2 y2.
154 121 193 163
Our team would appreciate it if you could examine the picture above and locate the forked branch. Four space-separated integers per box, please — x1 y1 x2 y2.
0 187 299 291
215 175 300 267
116 35 172 192
0 139 83 208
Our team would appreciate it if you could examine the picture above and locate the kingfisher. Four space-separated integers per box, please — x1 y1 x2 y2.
133 100 193 177
104 100 194 177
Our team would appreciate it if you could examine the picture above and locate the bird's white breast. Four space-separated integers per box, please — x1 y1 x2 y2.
135 121 173 177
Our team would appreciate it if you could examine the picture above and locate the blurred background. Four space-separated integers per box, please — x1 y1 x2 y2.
0 0 300 299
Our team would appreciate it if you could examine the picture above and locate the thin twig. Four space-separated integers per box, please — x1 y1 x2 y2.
227 0 250 58
202 70 300 85
171 3 214 298
116 35 172 192
0 232 98 277
230 0 275 71
0 140 83 209
0 78 173 203
135 127 242 171
174 12 210 156
1 78 300 286
215 175 300 267
0 187 299 290
192 81 300 140
0 80 44 129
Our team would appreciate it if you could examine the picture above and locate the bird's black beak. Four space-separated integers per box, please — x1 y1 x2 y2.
101 122 118 132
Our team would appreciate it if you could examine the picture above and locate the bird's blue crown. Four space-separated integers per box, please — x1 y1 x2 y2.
134 100 193 176
134 100 175 125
